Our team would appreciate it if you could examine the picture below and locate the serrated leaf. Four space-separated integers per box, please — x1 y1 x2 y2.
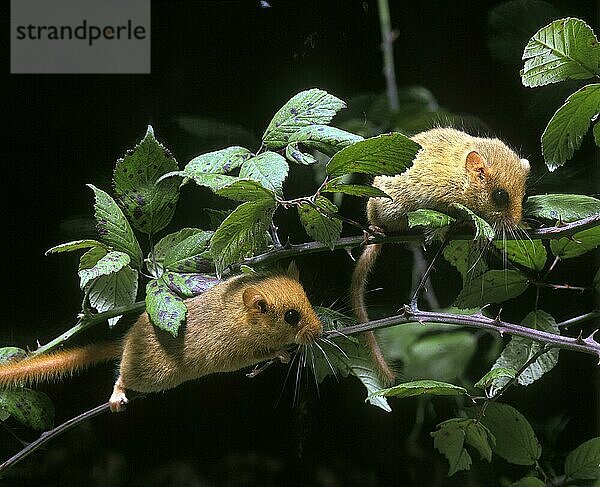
464 420 496 463
113 126 180 234
477 402 541 465
78 250 131 289
298 196 342 250
145 278 187 336
431 419 473 476
408 209 456 229
163 272 221 298
489 310 559 396
475 367 517 390
371 380 467 399
45 239 106 255
0 347 27 365
150 228 213 275
443 240 489 281
521 18 600 87
452 204 495 241
285 142 318 165
162 230 213 273
0 388 54 430
455 270 529 308
510 477 546 487
210 198 276 276
322 177 391 199
493 239 547 271
237 152 289 196
487 0 560 65
215 179 277 202
541 84 600 170
326 133 420 177
161 172 239 191
88 184 143 269
565 436 600 480
183 146 252 174
79 246 108 273
525 194 600 222
263 89 346 148
288 124 363 156
88 265 139 327
551 225 600 258
313 308 390 412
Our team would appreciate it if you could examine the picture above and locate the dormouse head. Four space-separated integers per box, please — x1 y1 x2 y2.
463 138 530 228
241 262 322 346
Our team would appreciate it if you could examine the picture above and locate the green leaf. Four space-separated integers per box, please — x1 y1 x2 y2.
443 240 488 281
210 198 276 276
88 184 143 269
79 246 108 273
452 204 495 241
475 367 517 390
182 146 252 175
487 0 560 65
288 124 363 156
163 272 221 298
263 89 346 148
455 270 529 308
87 265 139 327
145 278 187 336
493 239 547 271
204 208 233 229
313 308 390 412
238 152 289 196
45 239 106 255
510 477 546 487
0 388 54 430
464 420 496 463
163 231 213 273
550 225 600 259
476 402 541 465
594 121 600 146
298 196 342 250
0 347 27 364
113 126 180 234
150 228 213 275
215 179 277 202
78 250 131 289
408 209 456 229
431 419 473 476
521 18 600 87
524 194 600 222
285 142 318 165
322 177 391 199
565 436 600 480
541 84 600 170
326 133 421 178
371 380 467 399
489 310 559 396
161 172 239 192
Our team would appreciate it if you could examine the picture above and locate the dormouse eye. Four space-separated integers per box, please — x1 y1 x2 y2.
284 309 300 326
492 188 509 209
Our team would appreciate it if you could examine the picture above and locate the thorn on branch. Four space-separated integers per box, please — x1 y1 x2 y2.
585 329 599 344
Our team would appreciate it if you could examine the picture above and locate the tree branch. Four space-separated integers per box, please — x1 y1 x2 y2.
324 308 600 359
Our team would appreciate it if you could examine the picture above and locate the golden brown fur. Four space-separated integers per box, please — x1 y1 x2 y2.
353 128 530 385
0 266 322 413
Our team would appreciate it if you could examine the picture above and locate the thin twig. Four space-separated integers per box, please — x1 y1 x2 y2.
324 308 600 359
377 0 399 111
556 311 600 329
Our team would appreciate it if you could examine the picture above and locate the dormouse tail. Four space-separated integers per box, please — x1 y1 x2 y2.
350 243 396 386
0 341 122 388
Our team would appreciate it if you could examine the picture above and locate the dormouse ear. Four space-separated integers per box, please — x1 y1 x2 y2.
465 151 487 183
242 287 268 314
286 261 300 281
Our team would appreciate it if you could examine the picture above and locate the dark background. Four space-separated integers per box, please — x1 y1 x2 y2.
3 1 599 485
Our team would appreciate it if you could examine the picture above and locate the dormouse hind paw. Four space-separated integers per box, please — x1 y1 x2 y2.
109 378 129 413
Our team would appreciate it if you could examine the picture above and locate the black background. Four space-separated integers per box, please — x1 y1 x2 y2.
3 1 599 485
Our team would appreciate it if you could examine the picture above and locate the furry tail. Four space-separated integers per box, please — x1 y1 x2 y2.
0 341 122 388
350 243 396 386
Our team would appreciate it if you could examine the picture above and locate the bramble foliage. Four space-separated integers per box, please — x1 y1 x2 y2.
1 6 600 485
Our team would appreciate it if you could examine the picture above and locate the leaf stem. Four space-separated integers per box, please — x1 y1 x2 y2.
377 0 399 111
